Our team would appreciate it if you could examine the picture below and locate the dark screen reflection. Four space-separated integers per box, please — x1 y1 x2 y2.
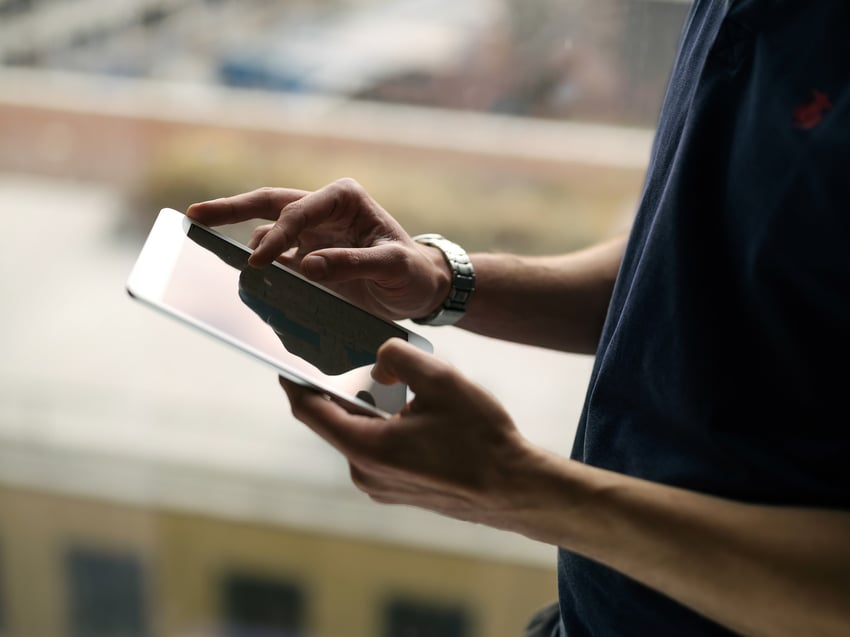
186 224 406 377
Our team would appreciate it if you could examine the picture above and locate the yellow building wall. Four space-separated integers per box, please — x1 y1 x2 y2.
0 486 558 637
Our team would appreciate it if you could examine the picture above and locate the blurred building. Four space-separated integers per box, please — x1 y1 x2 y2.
0 2 688 636
0 157 578 637
0 0 691 124
0 71 616 636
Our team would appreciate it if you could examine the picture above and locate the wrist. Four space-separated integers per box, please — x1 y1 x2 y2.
499 446 588 542
411 234 475 326
419 243 453 316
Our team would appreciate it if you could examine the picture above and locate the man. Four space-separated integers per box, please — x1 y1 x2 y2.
187 0 850 634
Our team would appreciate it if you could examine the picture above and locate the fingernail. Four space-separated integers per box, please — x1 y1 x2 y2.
247 239 267 267
302 255 328 280
247 252 262 268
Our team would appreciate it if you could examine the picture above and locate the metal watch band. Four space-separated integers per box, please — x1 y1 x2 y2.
411 233 475 326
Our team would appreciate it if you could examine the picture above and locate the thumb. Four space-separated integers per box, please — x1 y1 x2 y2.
301 243 407 285
372 338 454 400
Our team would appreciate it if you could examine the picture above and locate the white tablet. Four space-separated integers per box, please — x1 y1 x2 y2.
126 207 433 418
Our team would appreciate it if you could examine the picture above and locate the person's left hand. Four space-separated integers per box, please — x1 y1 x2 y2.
279 338 541 529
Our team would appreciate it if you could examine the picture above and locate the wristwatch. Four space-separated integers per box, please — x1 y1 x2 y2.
412 233 475 326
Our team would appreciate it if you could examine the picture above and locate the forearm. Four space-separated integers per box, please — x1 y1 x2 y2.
510 450 850 637
452 236 627 353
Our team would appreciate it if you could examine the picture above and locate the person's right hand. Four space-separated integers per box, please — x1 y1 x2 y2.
186 179 451 321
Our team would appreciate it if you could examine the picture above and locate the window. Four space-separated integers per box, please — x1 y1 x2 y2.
383 597 473 637
66 547 150 637
222 572 307 637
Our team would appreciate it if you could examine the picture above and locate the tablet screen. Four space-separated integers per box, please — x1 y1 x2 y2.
183 224 407 372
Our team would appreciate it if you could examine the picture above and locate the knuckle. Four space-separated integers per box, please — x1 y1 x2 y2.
349 464 370 491
341 248 362 268
382 241 410 265
349 463 385 497
288 402 304 421
287 391 308 420
255 186 282 211
255 185 279 198
281 199 307 225
250 224 271 241
333 176 362 192
271 208 299 243
331 177 365 204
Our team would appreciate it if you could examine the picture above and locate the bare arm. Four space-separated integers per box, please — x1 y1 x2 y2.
281 341 850 637
520 450 850 637
455 237 627 353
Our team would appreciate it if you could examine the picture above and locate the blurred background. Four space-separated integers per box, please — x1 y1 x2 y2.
0 1 690 636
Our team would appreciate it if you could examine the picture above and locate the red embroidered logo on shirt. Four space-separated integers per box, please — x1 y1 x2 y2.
792 90 833 130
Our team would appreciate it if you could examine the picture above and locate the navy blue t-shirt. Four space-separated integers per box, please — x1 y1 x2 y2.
558 1 850 635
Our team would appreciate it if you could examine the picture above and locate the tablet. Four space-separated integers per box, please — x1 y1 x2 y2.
126 207 433 418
